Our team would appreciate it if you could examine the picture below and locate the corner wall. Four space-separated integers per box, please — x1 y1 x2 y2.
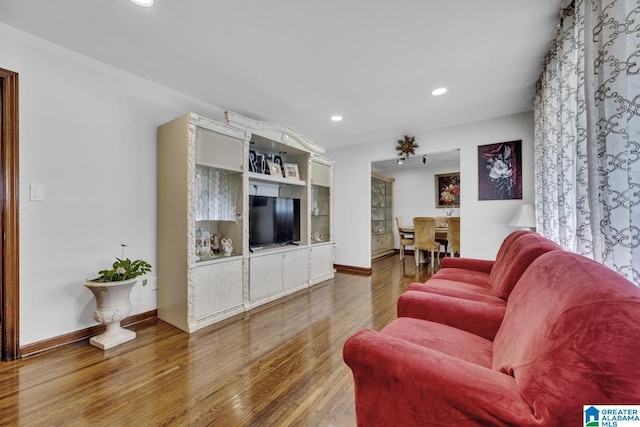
328 112 535 269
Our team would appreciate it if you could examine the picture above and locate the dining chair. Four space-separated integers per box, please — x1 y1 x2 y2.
412 217 441 270
434 216 449 256
395 217 414 261
447 216 461 256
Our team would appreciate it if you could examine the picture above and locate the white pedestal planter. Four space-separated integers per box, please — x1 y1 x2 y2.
84 278 137 350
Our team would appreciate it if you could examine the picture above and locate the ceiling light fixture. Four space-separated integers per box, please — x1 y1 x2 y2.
331 115 343 122
130 0 154 7
430 87 448 96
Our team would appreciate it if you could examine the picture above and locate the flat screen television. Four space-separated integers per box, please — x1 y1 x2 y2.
249 196 300 247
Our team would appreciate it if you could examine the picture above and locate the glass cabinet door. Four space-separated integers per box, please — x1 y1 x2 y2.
194 126 244 261
310 161 332 244
371 175 393 235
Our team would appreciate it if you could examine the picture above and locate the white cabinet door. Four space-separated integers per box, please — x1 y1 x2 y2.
282 248 309 290
310 244 332 284
195 126 244 171
311 162 331 187
193 259 243 319
249 252 283 300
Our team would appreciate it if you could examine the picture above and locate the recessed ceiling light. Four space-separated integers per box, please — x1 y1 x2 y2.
130 0 154 7
330 115 343 122
430 87 448 96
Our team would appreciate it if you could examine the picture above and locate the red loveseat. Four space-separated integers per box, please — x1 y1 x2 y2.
344 251 640 426
397 230 563 339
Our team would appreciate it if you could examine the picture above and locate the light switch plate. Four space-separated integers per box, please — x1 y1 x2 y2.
30 184 45 201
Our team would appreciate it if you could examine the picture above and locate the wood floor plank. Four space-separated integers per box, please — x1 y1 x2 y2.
0 255 434 426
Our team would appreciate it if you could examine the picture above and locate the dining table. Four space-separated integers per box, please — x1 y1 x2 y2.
398 225 449 241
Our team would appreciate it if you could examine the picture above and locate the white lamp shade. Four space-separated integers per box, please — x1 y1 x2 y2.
508 204 536 229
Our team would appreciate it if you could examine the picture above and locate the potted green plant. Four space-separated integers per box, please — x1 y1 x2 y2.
84 244 152 350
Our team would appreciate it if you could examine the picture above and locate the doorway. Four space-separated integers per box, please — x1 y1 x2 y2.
371 149 460 264
0 67 20 361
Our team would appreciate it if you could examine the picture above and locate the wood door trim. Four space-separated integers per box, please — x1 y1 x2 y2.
0 68 20 361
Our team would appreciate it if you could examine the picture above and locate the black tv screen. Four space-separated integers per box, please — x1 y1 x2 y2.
249 196 300 246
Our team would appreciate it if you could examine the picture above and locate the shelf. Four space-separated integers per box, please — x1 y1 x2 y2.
248 171 305 187
195 253 242 265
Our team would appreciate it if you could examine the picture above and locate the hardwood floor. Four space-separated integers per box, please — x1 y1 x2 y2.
0 255 434 426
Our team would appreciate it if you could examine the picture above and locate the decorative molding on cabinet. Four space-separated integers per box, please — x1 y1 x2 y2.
225 110 325 156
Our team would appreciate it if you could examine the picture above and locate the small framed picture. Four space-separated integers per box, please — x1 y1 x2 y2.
266 160 283 177
435 173 460 208
283 163 299 179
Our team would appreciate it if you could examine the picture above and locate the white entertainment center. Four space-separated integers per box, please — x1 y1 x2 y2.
157 112 334 333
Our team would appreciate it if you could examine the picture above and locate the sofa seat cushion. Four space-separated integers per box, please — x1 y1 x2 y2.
381 317 493 367
431 268 490 288
397 290 506 340
408 278 505 304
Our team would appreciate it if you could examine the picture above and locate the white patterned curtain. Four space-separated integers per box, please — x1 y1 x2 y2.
534 0 640 285
195 165 240 221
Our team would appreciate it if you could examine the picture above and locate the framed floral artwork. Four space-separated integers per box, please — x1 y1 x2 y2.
478 140 522 200
435 173 460 208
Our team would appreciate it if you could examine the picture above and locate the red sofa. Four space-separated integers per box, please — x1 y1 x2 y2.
344 251 640 426
397 230 563 339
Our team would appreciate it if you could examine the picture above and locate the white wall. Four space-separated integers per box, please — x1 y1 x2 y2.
0 23 229 345
376 157 460 249
328 112 535 269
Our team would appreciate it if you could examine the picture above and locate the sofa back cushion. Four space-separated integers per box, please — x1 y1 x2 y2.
493 252 640 423
488 231 562 299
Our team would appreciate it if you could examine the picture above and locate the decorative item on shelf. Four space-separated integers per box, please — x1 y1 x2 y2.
248 150 257 172
395 135 419 157
255 153 267 174
249 150 288 177
283 163 300 179
267 160 283 177
312 200 319 216
196 227 212 258
211 233 220 254
221 238 233 255
195 227 203 256
84 244 152 350
273 155 285 176
202 230 211 255
312 231 323 243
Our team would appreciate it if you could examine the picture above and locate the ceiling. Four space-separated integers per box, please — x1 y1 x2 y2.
0 0 561 149
373 149 460 173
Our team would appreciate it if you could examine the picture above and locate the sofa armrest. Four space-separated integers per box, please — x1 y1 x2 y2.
441 257 494 273
397 290 506 340
343 329 537 427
